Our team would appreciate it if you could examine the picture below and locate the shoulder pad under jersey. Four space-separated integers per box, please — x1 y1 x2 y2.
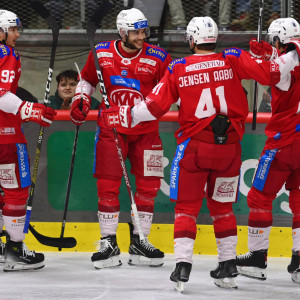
145 45 168 62
0 44 11 58
168 58 186 73
223 48 242 58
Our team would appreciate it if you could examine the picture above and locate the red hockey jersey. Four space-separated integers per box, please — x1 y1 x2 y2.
80 40 171 135
0 44 23 144
145 48 280 144
264 50 300 150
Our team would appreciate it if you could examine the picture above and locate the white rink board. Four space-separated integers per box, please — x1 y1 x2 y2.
2 254 300 300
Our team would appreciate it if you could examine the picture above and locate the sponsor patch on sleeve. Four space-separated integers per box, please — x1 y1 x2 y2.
145 46 167 62
95 42 111 50
223 48 242 58
168 58 186 73
0 45 11 58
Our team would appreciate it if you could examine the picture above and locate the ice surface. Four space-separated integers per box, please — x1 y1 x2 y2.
2 254 300 300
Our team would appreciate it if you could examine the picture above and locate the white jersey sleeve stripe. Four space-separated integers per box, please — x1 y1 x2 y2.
0 91 23 115
131 101 156 127
75 78 96 96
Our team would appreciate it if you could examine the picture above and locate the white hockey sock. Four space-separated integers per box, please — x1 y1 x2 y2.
292 228 300 252
174 237 194 264
216 235 237 262
248 226 271 251
98 211 119 237
0 209 4 233
3 215 25 242
131 211 153 236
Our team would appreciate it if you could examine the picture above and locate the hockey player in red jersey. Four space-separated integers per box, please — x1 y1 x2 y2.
0 10 56 271
100 16 299 290
70 8 172 269
236 18 300 284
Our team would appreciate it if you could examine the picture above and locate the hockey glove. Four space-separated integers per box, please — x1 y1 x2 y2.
70 93 91 126
249 39 280 61
100 105 132 128
19 101 56 127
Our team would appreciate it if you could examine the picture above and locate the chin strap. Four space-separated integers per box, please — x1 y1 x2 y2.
0 33 8 45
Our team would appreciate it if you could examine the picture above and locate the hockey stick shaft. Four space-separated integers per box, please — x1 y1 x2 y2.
86 2 145 241
24 1 60 233
58 63 82 251
252 0 264 130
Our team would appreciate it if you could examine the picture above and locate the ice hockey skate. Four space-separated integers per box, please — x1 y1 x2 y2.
236 249 267 280
210 259 238 289
91 235 122 269
170 262 192 293
4 240 45 272
287 250 300 284
0 237 5 263
128 223 164 267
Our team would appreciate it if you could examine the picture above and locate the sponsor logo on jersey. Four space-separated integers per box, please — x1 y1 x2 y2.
135 63 155 75
145 46 167 62
0 44 11 58
168 58 186 73
121 70 128 77
110 76 140 90
12 49 20 61
110 88 143 106
186 60 225 72
139 58 156 66
134 20 148 29
95 42 111 50
97 52 113 58
0 127 15 135
223 48 242 58
99 59 114 68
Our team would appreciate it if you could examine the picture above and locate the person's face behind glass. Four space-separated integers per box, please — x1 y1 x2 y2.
57 77 78 100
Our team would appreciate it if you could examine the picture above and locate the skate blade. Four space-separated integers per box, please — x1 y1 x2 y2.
94 256 122 269
291 271 300 284
174 281 185 293
3 261 45 272
214 277 238 289
237 266 267 280
128 255 163 267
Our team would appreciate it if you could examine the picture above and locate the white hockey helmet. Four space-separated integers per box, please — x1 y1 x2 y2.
0 10 22 33
268 18 300 44
116 8 150 38
185 17 218 46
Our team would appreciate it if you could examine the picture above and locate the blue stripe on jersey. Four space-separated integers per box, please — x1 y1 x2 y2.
93 124 101 175
145 46 167 62
273 132 281 140
110 76 141 91
0 44 11 58
95 42 111 50
168 58 186 74
16 143 31 188
253 149 278 191
170 138 190 201
223 48 242 58
296 124 300 132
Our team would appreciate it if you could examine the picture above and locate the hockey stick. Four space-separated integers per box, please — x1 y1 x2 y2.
58 62 82 251
0 188 75 248
0 226 76 248
86 1 146 241
252 0 264 130
24 1 60 233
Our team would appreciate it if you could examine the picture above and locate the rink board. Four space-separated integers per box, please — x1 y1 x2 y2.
17 222 292 257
